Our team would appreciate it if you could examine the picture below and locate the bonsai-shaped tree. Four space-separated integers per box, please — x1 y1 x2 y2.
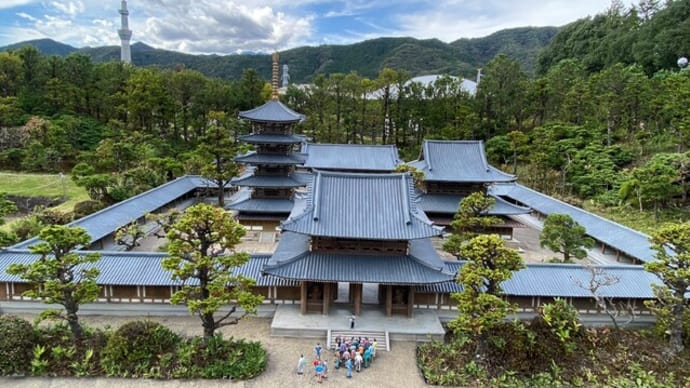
443 192 502 258
449 234 524 355
540 213 594 263
7 225 100 339
645 222 690 357
162 203 263 338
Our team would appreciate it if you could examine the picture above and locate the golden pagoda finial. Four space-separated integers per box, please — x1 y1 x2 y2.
271 51 279 101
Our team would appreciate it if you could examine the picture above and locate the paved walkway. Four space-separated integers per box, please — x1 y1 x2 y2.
271 304 445 342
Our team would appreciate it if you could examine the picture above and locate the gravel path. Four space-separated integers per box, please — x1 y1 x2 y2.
1 315 427 388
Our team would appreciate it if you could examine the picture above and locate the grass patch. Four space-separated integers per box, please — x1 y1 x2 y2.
583 200 690 235
0 172 88 213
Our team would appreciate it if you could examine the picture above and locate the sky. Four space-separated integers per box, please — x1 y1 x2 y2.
0 1 635 54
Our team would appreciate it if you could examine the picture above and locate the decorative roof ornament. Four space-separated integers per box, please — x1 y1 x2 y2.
272 51 279 101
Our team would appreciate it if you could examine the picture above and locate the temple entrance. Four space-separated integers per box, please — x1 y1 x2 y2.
333 282 381 316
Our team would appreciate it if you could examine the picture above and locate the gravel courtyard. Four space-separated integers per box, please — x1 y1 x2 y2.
0 315 427 388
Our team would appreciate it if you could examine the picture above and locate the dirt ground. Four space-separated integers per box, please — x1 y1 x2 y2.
0 315 427 388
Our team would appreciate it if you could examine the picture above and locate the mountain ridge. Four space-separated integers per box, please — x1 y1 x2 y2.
1 27 558 82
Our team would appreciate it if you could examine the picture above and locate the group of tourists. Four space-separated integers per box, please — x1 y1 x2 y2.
295 337 378 382
332 336 377 378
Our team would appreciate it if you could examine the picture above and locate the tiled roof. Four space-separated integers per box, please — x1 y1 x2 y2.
239 133 306 144
226 189 294 214
10 175 212 250
301 143 400 172
0 250 293 287
235 152 307 165
492 183 656 263
231 171 311 188
417 193 530 216
281 172 443 240
411 140 516 183
418 261 660 299
263 233 453 285
239 100 305 123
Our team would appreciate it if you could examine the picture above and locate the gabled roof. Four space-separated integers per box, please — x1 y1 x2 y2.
417 193 530 216
234 152 306 165
419 261 660 299
410 140 516 183
10 175 214 250
301 143 400 172
231 171 311 188
226 188 294 214
281 172 443 240
263 232 453 285
239 100 305 123
239 133 306 144
0 250 296 287
492 183 655 263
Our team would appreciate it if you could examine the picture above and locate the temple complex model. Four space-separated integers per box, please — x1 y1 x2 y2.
227 52 308 228
263 171 453 317
118 0 132 64
412 140 530 238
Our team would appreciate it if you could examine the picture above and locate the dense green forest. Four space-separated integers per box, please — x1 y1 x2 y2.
0 0 690 232
0 26 557 83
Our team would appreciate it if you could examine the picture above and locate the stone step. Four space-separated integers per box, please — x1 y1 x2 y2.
327 329 389 352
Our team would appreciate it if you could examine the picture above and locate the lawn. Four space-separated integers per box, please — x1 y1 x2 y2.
0 172 89 214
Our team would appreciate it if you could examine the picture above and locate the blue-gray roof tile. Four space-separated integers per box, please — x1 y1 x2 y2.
417 193 530 216
282 172 443 240
493 183 655 263
239 133 306 144
239 100 305 123
235 152 306 165
418 261 659 299
411 140 516 182
10 175 213 250
231 172 311 188
301 143 400 171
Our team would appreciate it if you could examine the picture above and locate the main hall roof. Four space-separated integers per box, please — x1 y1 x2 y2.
301 143 400 172
281 172 443 240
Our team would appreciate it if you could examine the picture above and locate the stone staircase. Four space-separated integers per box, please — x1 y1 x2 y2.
327 329 390 352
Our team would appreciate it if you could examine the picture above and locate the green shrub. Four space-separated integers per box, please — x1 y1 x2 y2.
100 320 180 377
174 335 267 379
540 298 581 354
72 200 104 218
34 323 108 376
0 315 36 375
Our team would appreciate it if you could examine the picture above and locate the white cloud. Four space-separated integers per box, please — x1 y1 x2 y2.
16 11 37 22
49 0 85 18
131 1 315 53
0 0 36 10
396 0 637 41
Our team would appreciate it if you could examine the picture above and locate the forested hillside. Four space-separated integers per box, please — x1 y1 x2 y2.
1 27 557 82
0 0 689 236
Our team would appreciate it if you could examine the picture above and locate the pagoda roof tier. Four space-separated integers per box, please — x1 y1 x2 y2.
239 133 306 145
231 171 312 188
418 193 530 216
235 152 307 165
410 140 516 183
263 232 453 285
301 143 400 172
281 171 443 240
226 188 294 214
239 100 305 123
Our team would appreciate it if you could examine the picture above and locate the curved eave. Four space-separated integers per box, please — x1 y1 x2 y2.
239 133 306 144
263 252 454 285
239 100 305 123
231 173 310 188
234 152 307 165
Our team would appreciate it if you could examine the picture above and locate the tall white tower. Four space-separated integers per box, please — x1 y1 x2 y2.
118 0 132 64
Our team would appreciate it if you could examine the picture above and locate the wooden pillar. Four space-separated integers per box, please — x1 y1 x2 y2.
300 281 308 314
353 283 362 316
385 285 392 317
322 283 331 315
407 286 415 318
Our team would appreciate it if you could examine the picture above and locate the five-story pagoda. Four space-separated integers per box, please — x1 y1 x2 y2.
228 52 309 228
